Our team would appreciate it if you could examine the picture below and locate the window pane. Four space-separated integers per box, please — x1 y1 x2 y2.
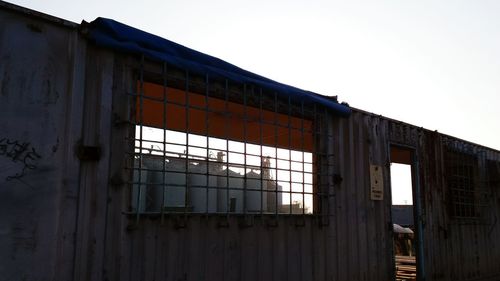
246 143 261 156
291 161 303 172
277 159 290 170
246 155 261 167
229 140 245 153
209 137 226 150
277 148 290 160
262 146 276 158
291 150 303 162
189 134 207 147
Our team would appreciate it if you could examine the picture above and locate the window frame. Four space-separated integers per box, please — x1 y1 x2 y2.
442 139 492 223
123 58 334 220
444 147 478 219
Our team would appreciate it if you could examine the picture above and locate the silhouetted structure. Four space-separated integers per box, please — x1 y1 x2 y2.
1 2 500 280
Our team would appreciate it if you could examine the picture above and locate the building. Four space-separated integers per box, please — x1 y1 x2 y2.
1 1 499 280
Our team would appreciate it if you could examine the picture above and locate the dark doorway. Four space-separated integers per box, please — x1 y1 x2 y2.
390 146 421 281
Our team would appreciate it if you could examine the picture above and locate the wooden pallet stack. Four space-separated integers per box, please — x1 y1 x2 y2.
395 255 416 281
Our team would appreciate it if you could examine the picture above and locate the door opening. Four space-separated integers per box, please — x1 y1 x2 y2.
390 146 418 281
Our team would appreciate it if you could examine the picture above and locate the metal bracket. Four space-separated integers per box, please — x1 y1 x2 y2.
76 143 101 161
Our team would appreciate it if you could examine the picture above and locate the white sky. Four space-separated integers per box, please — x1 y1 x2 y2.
390 163 413 205
9 0 500 150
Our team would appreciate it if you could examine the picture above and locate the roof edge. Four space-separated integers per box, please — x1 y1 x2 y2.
86 17 352 117
0 0 78 29
350 107 500 153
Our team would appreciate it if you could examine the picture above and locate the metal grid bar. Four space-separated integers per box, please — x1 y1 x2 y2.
126 59 333 218
160 61 168 222
243 84 248 214
301 100 306 216
184 70 190 216
204 74 210 216
259 87 264 216
224 79 230 216
313 103 320 215
444 140 490 221
273 92 279 216
288 96 292 215
134 55 145 223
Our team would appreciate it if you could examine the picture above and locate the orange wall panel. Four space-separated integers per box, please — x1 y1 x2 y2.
136 82 314 152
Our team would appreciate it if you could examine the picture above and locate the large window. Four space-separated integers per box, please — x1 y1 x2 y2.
132 126 314 214
126 68 331 216
444 146 479 219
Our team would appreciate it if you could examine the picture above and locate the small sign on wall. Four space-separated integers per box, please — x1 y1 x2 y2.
370 165 384 200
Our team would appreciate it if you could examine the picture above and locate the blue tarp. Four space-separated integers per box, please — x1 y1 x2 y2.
87 18 351 117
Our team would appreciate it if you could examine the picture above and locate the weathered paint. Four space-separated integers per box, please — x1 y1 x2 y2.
1 2 500 281
0 3 86 281
389 121 500 281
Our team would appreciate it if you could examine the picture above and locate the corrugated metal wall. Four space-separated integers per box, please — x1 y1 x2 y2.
2 3 500 280
0 5 86 281
330 111 394 281
97 62 395 281
389 122 500 281
81 54 500 281
419 132 500 281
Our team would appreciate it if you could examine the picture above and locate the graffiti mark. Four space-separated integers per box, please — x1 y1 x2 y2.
0 138 42 181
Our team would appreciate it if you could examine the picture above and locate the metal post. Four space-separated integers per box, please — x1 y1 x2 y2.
413 145 426 281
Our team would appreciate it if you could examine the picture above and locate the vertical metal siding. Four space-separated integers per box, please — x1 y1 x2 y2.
0 7 85 281
3 4 500 281
391 124 500 281
72 45 115 281
330 111 393 281
101 71 395 281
